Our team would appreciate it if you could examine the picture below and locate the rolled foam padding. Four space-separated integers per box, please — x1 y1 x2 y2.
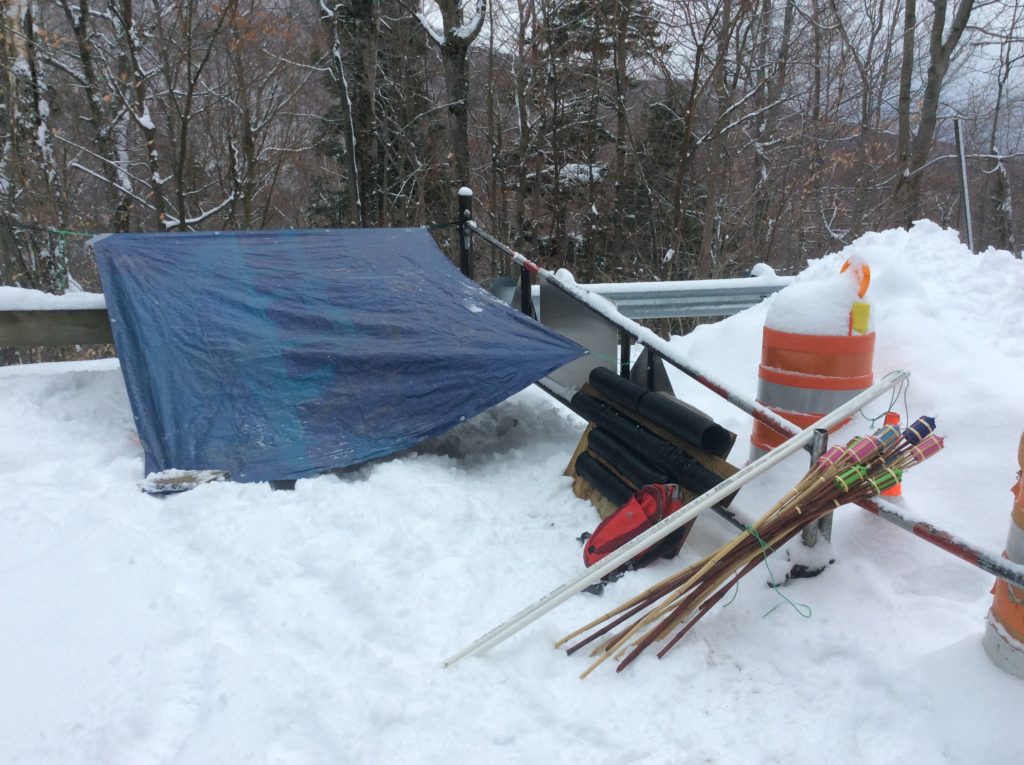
638 392 734 458
569 390 608 425
588 366 647 412
569 392 724 496
570 393 672 464
575 452 635 507
670 457 723 495
589 367 732 458
587 428 672 488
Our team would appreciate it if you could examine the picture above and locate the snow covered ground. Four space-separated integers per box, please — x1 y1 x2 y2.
1 221 1021 764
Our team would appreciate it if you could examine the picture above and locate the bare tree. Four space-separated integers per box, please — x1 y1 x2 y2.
826 0 902 237
416 0 485 187
51 0 133 231
318 0 380 225
1 0 67 291
213 2 320 229
976 0 1022 251
748 0 797 257
894 0 977 226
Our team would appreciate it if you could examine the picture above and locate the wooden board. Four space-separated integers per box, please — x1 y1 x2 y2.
138 469 228 495
566 425 622 519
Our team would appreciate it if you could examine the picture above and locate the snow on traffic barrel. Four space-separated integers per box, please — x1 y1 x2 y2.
750 260 874 460
983 432 1024 679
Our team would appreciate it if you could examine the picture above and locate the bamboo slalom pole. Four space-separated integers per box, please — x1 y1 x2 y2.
441 371 908 668
560 422 948 676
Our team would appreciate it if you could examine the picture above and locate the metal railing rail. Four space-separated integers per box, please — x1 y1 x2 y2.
1 274 790 349
512 275 792 321
0 307 113 347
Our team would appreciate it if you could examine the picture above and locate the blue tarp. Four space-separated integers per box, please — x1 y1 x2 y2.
92 228 585 482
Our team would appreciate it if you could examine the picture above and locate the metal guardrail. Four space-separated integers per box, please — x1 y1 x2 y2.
583 274 792 319
0 308 113 346
0 271 791 348
491 271 791 321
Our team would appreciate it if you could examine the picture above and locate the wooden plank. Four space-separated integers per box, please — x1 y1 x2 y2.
0 309 114 347
138 469 229 495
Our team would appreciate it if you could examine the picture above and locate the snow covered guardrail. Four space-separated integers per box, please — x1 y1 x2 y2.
2 269 791 349
512 266 793 321
578 266 792 320
0 287 112 347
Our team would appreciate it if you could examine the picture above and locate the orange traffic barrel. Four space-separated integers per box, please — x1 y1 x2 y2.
750 327 875 457
983 433 1024 678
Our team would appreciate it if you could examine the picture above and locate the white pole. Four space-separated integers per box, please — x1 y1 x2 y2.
442 369 908 668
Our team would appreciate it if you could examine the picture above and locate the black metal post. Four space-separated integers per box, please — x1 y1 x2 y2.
646 349 656 390
619 330 631 378
457 187 473 278
802 428 830 548
519 265 533 317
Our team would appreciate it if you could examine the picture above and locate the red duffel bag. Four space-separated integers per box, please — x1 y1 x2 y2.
583 483 685 570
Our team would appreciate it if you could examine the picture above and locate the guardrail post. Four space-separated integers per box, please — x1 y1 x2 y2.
801 428 831 548
788 427 833 580
519 265 532 316
457 187 473 278
618 330 631 378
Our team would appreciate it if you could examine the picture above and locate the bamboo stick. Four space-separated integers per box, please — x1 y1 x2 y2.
561 421 947 676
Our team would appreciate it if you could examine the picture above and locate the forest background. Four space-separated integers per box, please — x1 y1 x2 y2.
1 0 1022 302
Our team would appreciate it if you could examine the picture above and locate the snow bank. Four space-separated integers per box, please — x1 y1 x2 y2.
1 221 1022 763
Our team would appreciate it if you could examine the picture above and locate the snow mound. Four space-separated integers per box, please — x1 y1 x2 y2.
1 221 1023 763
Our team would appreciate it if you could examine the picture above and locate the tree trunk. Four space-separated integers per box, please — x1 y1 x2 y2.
320 0 380 226
428 0 484 191
2 1 66 291
984 36 1016 252
442 39 472 187
697 0 733 277
350 0 380 224
610 0 632 251
60 0 132 232
512 0 534 247
895 0 974 227
750 0 795 258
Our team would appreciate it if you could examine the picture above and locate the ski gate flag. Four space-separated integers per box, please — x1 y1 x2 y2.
92 228 586 482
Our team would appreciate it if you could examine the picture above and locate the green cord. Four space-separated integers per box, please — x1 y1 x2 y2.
746 524 774 551
746 525 813 619
51 227 93 238
721 581 740 607
0 217 93 239
860 377 910 427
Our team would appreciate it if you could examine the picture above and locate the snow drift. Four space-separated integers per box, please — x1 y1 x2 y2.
1 220 1022 763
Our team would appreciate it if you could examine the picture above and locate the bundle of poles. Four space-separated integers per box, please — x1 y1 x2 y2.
555 417 946 678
